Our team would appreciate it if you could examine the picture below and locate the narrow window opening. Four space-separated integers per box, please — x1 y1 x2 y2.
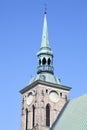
32 105 35 127
60 92 62 97
46 104 50 127
39 59 41 65
48 58 51 65
42 57 46 65
46 89 48 93
26 109 28 130
65 95 68 101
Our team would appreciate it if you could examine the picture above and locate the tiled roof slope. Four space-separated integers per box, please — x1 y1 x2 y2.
51 94 87 130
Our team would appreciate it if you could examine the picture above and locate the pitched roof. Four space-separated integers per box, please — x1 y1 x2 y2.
51 94 87 130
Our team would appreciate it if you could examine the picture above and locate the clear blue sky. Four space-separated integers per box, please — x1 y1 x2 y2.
0 0 87 129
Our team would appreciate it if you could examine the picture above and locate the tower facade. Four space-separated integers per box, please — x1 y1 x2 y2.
20 12 71 130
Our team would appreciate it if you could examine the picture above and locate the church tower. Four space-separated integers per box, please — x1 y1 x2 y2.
20 12 71 130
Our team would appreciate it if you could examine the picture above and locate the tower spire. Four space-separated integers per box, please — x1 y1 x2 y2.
37 12 54 74
41 11 50 48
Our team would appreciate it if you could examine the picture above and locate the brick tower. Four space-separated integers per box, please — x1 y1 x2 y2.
20 12 71 130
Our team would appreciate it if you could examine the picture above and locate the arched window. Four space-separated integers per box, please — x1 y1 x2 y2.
26 109 28 130
32 105 35 127
48 58 51 65
42 57 46 65
46 104 50 127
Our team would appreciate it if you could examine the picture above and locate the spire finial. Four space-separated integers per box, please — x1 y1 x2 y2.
44 3 47 14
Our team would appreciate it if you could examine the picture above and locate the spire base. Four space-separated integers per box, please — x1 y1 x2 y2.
37 65 54 74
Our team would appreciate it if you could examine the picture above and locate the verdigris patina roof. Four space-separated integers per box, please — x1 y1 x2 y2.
29 73 61 85
51 94 87 130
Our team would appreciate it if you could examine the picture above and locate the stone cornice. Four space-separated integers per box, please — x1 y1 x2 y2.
20 80 72 94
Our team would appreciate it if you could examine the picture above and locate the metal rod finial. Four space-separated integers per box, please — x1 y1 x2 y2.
44 3 47 14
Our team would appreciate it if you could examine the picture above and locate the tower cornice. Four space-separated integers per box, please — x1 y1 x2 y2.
20 80 72 94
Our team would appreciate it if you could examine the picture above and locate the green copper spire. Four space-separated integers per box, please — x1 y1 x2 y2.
37 12 54 74
41 12 50 48
29 11 61 85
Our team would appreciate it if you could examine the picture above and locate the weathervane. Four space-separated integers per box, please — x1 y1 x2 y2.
44 3 47 14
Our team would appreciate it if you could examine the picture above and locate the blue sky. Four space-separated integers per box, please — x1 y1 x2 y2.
0 0 87 129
